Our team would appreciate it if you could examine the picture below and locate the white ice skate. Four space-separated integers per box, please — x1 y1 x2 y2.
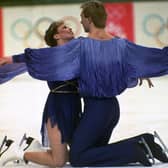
19 133 44 152
13 133 45 165
0 136 23 166
0 134 45 166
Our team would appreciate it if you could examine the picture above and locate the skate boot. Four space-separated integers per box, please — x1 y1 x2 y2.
0 136 24 166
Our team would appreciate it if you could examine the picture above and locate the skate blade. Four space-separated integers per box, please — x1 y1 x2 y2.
140 137 155 165
0 135 7 153
0 139 14 157
19 133 27 147
154 131 168 154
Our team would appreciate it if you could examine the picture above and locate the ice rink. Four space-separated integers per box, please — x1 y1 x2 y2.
0 73 168 167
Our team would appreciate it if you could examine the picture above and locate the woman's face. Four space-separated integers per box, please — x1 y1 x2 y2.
56 23 74 41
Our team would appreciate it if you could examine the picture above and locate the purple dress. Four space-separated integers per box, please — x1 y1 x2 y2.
41 80 81 146
0 58 81 146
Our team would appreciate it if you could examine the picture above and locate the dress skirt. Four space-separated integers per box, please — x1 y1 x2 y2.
41 81 82 146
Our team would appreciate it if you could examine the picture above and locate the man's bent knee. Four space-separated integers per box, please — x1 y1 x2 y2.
69 148 77 165
69 149 83 166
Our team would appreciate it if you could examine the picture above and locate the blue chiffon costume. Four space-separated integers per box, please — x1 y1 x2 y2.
0 55 82 146
13 55 81 146
0 63 27 84
40 80 81 146
2 37 168 166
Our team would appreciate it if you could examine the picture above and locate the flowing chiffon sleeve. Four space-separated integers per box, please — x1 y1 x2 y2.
0 63 27 84
125 40 168 78
24 38 80 81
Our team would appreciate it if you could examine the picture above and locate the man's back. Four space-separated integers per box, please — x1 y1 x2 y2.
79 37 128 97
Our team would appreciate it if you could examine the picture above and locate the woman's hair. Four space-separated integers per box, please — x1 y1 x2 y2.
81 0 107 28
44 20 64 47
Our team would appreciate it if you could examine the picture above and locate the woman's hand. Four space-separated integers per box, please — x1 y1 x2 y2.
139 78 154 88
0 57 13 65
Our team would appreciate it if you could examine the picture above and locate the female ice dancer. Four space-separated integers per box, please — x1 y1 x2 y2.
0 20 81 167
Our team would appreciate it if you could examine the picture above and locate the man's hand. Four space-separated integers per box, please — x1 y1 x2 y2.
139 78 154 88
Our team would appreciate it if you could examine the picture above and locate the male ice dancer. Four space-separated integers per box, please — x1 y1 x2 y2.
68 1 168 166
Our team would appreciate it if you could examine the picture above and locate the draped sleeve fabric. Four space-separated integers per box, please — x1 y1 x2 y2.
24 38 80 81
0 63 27 84
125 39 168 78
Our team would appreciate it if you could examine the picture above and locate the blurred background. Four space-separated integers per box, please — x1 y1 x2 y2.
0 0 168 149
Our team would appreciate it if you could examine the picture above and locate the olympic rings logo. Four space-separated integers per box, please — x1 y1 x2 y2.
143 14 168 47
11 16 82 47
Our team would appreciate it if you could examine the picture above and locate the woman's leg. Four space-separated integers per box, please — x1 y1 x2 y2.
24 118 68 167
